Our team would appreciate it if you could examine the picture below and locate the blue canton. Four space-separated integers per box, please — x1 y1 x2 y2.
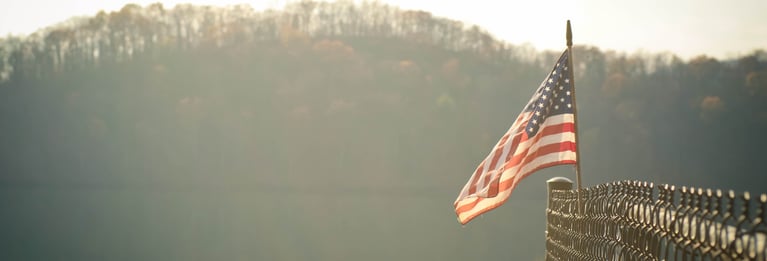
524 51 573 137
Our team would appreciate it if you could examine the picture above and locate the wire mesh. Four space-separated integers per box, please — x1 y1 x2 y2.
545 181 767 261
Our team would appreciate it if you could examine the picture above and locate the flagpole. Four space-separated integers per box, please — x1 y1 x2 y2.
566 20 584 193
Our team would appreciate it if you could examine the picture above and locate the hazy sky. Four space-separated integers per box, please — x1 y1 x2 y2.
1 0 765 60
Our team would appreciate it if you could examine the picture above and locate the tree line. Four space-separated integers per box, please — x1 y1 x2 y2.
1 1 766 193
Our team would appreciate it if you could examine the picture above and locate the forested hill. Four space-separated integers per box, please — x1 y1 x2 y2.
2 1 767 192
1 2 767 260
2 1 766 192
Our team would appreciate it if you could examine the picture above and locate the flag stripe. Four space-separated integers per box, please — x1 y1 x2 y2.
457 119 576 200
456 154 577 222
455 153 577 219
464 115 574 198
503 127 575 171
455 143 576 213
466 159 485 195
456 137 576 211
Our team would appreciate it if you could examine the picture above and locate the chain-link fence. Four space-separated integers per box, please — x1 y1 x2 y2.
545 179 766 260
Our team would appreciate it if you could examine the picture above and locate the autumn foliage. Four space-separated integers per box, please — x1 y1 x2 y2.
0 1 766 196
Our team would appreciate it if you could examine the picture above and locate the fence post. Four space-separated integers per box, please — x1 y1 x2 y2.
547 177 573 209
545 177 573 261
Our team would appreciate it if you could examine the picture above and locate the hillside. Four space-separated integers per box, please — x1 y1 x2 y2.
1 1 766 260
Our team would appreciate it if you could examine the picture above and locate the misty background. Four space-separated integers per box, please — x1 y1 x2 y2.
1 1 766 260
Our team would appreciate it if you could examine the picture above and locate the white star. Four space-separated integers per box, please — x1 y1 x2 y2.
553 71 557 75
560 98 565 102
548 78 553 84
566 91 571 96
542 95 547 100
553 92 558 98
545 87 550 91
535 111 541 116
555 105 560 110
538 103 544 108
567 103 572 108
564 66 568 71
565 78 570 83
559 86 564 90
529 127 534 132
532 119 538 124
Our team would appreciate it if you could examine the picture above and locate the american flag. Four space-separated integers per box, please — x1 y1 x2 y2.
454 50 577 225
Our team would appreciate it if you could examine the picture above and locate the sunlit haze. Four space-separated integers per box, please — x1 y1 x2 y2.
4 0 767 260
1 0 765 60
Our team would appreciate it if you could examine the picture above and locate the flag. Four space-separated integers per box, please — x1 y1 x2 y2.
454 50 577 225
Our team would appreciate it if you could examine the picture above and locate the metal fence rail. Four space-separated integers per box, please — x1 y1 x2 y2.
545 179 767 261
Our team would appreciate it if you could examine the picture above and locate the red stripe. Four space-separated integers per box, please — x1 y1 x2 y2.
482 133 514 189
455 121 575 203
456 159 577 225
488 133 511 169
504 141 576 171
467 119 528 195
469 131 514 194
482 132 528 198
497 122 574 178
454 157 577 216
467 159 486 195
504 122 574 165
454 142 576 214
465 121 574 197
540 122 575 137
487 140 575 197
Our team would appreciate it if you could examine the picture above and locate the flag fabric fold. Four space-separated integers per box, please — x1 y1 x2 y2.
454 50 577 225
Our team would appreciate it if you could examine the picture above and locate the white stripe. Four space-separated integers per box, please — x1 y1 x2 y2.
509 114 574 155
509 112 532 133
456 149 576 210
513 114 573 156
502 113 573 167
512 149 576 183
457 179 515 222
491 114 574 165
456 150 577 219
513 131 576 159
456 159 485 200
456 146 576 209
477 112 531 189
471 130 574 198
456 131 575 201
455 114 575 202
481 131 519 194
501 137 576 185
